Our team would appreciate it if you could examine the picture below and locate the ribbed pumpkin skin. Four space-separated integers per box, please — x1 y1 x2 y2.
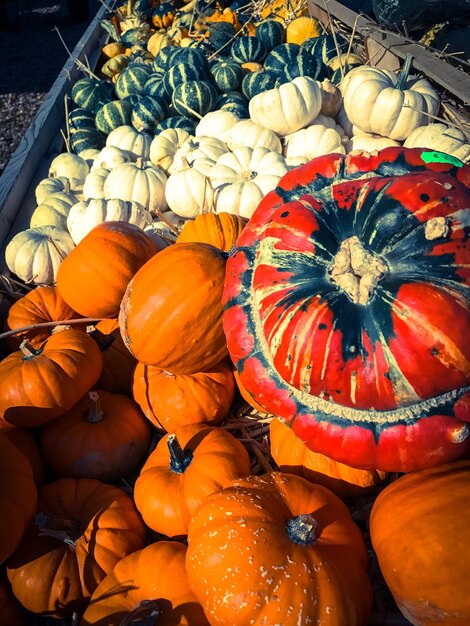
0 421 46 487
80 541 210 626
186 472 372 626
242 69 277 100
95 100 133 134
270 418 388 499
71 77 113 113
0 578 29 625
230 35 267 64
256 19 286 50
6 478 146 617
132 358 235 430
172 80 218 119
119 242 228 374
56 222 159 318
115 64 153 100
223 147 470 472
176 212 246 251
370 460 470 626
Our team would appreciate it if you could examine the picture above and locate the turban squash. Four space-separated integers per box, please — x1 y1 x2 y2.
223 147 470 472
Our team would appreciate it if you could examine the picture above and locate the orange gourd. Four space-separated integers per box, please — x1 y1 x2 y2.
119 242 228 374
0 329 102 428
370 460 470 626
176 212 247 252
233 368 270 413
132 358 235 431
0 578 28 626
270 418 388 499
56 221 159 318
134 423 251 537
7 477 146 617
40 390 152 481
0 421 46 487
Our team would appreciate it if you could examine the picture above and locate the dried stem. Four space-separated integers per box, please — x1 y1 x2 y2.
0 317 105 341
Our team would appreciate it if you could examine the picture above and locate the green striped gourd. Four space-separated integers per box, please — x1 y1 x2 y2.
231 36 268 64
151 2 175 30
163 62 207 97
242 70 277 100
120 24 153 47
264 43 322 83
210 60 244 92
127 45 153 65
216 91 249 118
122 94 142 107
255 20 285 50
71 77 114 113
70 128 107 155
172 80 218 119
152 46 180 72
170 47 210 73
131 95 168 132
95 100 133 135
68 108 96 131
208 22 237 56
302 34 345 66
115 63 154 100
155 116 197 134
143 74 166 99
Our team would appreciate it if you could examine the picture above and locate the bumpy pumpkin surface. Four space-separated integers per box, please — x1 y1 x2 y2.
223 147 470 471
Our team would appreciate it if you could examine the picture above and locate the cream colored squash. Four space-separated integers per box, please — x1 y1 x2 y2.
169 136 228 174
66 198 152 244
147 32 172 58
83 168 110 200
91 146 134 171
48 152 89 183
149 128 191 173
195 111 241 144
341 57 440 141
106 125 153 160
403 123 470 163
165 157 215 218
249 76 323 136
77 148 101 166
210 147 288 218
227 119 282 153
29 192 77 230
283 122 346 166
347 132 402 153
104 160 168 212
318 79 343 118
5 226 75 285
35 176 83 205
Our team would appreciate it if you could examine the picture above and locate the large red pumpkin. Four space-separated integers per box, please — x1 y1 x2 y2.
223 147 470 472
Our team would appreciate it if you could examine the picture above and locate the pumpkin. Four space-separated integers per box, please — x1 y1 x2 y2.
70 128 107 157
155 115 197 134
255 19 286 50
347 131 402 153
48 152 90 182
242 68 277 100
149 128 190 173
119 242 228 374
215 90 249 118
163 62 207 98
0 329 103 428
132 357 235 431
210 59 244 92
230 36 267 64
56 221 158 318
132 95 168 132
95 100 133 134
270 418 388 498
106 124 152 160
0 578 29 625
341 55 441 141
164 158 215 219
171 136 228 172
286 16 322 44
6 286 83 349
0 420 46 487
115 63 153 100
91 145 134 171
103 159 168 212
134 423 250 537
100 53 129 79
71 77 114 113
283 121 346 165
5 225 75 286
151 2 175 29
210 147 289 218
176 212 246 251
6 477 146 617
227 119 282 153
318 78 343 117
194 110 240 143
146 31 172 57
373 0 469 32
80 541 210 626
370 459 470 626
30 191 77 229
172 80 218 119
40 389 151 481
249 75 323 136
233 368 270 413
403 122 470 163
186 471 372 625
82 167 109 200
0 434 37 565
35 174 82 204
88 318 137 395
222 147 470 472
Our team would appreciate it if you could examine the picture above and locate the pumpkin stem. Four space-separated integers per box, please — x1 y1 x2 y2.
395 53 414 91
35 511 81 546
167 434 193 473
87 391 105 423
286 513 319 545
0 317 104 342
20 340 42 359
119 600 161 626
87 325 115 351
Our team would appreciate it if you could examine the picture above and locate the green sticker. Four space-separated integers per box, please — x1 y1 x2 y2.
421 150 463 168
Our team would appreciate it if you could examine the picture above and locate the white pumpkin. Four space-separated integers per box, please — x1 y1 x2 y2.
106 125 153 160
227 119 282 153
77 148 101 166
149 128 191 173
318 79 343 118
91 146 134 171
195 111 241 143
283 122 346 166
248 76 323 136
341 58 440 141
403 123 470 163
83 167 110 200
35 176 83 205
104 160 168 212
210 147 288 218
347 132 402 153
165 158 215 218
5 226 75 285
66 198 152 244
29 192 77 230
335 105 354 138
48 153 89 182
169 136 228 174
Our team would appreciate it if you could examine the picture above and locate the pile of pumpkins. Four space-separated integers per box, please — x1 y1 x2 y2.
1 0 470 624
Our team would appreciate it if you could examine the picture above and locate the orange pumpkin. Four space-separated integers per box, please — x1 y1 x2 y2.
176 212 246 252
80 541 210 626
270 418 388 499
6 285 84 349
233 368 270 413
370 459 470 626
7 477 146 617
134 423 251 537
0 578 28 626
119 242 228 374
132 358 235 431
186 472 372 625
0 329 103 428
0 434 37 565
0 421 46 487
88 318 137 395
40 390 152 481
56 221 159 318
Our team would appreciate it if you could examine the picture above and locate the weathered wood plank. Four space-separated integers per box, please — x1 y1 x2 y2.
0 3 109 254
308 0 470 105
